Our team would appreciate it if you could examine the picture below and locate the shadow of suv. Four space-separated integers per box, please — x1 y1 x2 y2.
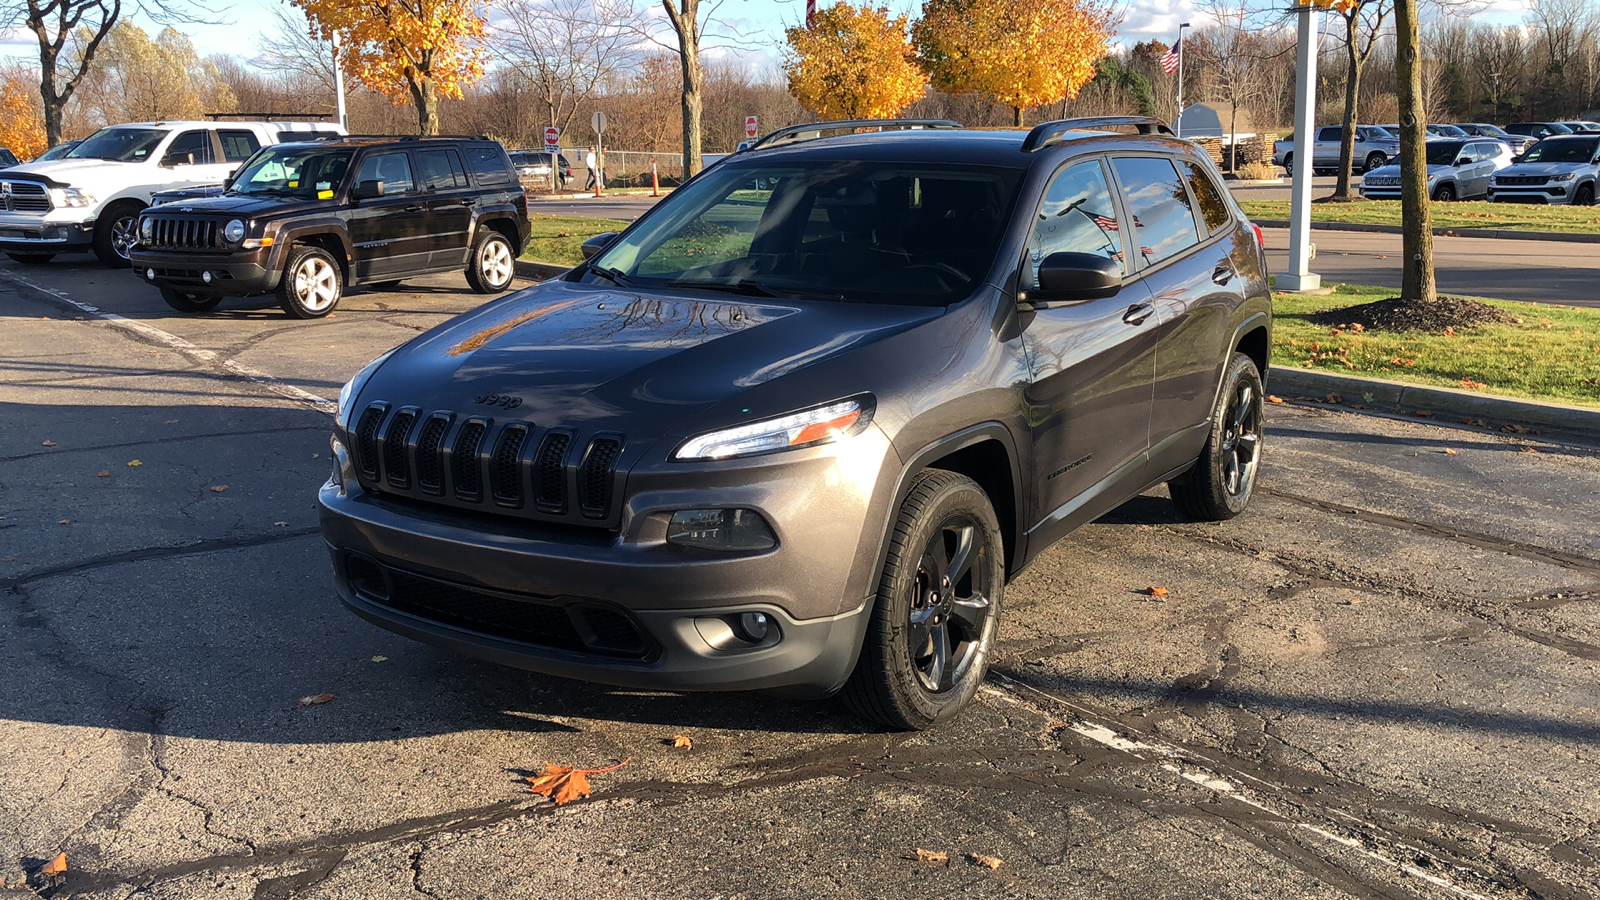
319 117 1272 729
129 136 531 318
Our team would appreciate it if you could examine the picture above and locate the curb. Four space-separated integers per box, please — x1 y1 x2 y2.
514 260 571 281
1269 368 1600 438
1251 219 1600 244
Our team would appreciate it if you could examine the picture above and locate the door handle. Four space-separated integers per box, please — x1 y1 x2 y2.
1212 263 1234 285
404 204 423 214
1122 303 1154 326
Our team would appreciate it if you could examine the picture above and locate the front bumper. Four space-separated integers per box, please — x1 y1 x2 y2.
128 246 279 294
1357 186 1400 200
1487 185 1575 204
0 213 94 252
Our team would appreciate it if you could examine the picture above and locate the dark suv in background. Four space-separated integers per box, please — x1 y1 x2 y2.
319 117 1271 728
129 136 531 318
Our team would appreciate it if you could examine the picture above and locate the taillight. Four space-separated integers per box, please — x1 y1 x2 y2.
1251 222 1265 250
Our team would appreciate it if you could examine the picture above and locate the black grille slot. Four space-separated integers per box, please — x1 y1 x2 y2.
147 215 221 251
577 437 621 517
382 410 417 488
490 425 529 505
452 421 487 500
414 416 452 493
534 431 572 512
354 405 387 479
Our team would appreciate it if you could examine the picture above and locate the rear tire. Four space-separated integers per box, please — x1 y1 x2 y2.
1364 152 1386 172
276 245 343 319
465 229 516 294
1282 153 1293 177
6 252 54 265
93 200 144 267
159 287 221 313
1169 353 1265 522
841 469 1004 731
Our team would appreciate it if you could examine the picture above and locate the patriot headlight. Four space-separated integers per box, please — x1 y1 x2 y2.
224 219 247 242
674 397 874 461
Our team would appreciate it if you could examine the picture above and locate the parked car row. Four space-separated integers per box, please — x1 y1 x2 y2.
1271 120 1600 177
1358 133 1600 205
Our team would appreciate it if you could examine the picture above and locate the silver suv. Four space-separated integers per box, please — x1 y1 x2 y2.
1487 135 1600 206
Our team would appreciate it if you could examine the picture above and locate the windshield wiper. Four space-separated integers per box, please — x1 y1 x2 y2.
589 265 631 285
667 278 781 297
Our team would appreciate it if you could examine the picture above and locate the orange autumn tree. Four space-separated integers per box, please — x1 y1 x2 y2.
292 0 489 135
913 0 1115 126
0 67 48 159
783 4 926 120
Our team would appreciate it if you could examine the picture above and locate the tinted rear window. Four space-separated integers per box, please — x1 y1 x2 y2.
1181 161 1230 235
416 149 468 189
1112 156 1201 267
466 147 512 186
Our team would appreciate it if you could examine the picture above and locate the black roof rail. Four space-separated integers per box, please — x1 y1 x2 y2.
748 119 963 151
300 133 493 142
1020 117 1175 152
205 112 336 121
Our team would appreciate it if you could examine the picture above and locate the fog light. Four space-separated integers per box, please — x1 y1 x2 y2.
201 270 213 284
738 612 769 642
145 268 155 280
666 508 776 551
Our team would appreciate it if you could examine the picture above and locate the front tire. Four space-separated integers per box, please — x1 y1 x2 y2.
1169 352 1265 522
159 287 221 313
276 245 343 319
1364 152 1387 172
93 201 145 267
465 229 516 294
1574 184 1595 206
1433 183 1457 202
841 469 1004 730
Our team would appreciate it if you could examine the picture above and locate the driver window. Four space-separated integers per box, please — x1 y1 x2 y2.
1030 159 1124 287
164 131 213 166
356 152 415 194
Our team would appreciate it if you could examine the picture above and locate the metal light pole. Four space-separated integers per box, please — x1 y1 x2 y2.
1489 71 1500 112
1277 4 1322 292
332 32 348 131
1175 22 1190 138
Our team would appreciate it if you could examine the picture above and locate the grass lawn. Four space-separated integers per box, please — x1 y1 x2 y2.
1238 198 1600 235
1273 283 1600 407
520 214 634 266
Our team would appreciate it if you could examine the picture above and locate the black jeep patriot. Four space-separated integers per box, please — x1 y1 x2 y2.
129 136 532 318
319 118 1272 729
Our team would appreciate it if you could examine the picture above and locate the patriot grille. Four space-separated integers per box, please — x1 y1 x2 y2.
348 402 626 528
144 215 223 251
1 181 50 213
342 555 654 659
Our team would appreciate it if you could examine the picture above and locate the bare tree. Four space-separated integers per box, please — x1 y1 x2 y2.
1193 0 1284 171
497 0 642 148
644 0 755 178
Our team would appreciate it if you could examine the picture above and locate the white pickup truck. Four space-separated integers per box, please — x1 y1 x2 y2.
0 119 344 267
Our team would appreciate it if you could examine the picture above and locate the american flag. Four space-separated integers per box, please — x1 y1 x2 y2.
1091 213 1119 231
806 0 815 27
1160 39 1181 75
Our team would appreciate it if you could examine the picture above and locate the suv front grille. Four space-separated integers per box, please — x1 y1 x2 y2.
347 402 627 528
342 555 654 660
145 215 223 251
1495 175 1548 186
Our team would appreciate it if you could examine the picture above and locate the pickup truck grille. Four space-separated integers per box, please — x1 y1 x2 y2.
0 180 50 213
350 401 628 528
145 215 222 250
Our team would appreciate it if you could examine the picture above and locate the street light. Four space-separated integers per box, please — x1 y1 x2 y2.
1175 22 1190 138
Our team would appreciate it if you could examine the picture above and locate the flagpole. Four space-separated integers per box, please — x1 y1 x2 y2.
1175 22 1189 138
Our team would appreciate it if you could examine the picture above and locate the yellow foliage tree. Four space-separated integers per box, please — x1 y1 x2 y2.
913 0 1114 126
784 4 926 120
0 67 48 159
291 0 489 135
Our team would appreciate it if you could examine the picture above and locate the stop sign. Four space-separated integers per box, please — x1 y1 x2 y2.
745 116 758 140
544 127 560 149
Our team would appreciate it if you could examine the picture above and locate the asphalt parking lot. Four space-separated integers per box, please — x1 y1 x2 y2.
3 257 1599 898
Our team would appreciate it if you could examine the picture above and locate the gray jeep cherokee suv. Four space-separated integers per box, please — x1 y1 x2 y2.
319 117 1272 729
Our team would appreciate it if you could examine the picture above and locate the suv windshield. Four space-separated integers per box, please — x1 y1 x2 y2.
1521 138 1600 164
228 147 354 198
1425 141 1467 165
67 127 167 162
589 159 1024 306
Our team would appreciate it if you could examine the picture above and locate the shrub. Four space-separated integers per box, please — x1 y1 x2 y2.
1236 161 1279 181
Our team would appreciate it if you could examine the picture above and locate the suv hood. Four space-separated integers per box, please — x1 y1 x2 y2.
144 193 332 217
355 280 942 448
2 158 148 192
1497 161 1595 177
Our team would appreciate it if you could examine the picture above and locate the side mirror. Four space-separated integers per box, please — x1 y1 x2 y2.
1454 158 1469 167
580 232 620 261
162 151 195 167
1355 134 1366 143
352 180 385 201
1032 252 1122 303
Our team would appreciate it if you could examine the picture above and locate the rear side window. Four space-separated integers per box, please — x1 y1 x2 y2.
466 146 512 186
356 151 415 193
1111 156 1201 268
1181 162 1230 235
1318 126 1341 141
1029 159 1124 283
219 130 261 162
416 149 468 190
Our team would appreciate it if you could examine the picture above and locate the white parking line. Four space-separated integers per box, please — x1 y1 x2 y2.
981 676 1495 900
2 269 334 410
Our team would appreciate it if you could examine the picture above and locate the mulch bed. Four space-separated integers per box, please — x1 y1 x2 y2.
1307 295 1515 334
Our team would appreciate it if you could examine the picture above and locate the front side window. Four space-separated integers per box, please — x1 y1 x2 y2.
1029 159 1124 284
1425 141 1467 166
228 148 354 198
1111 156 1201 267
590 160 1025 306
164 131 213 166
356 152 415 193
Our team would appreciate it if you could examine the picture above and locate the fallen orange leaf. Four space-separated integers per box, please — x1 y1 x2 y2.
1444 448 1458 455
912 848 949 865
1146 587 1169 597
210 485 229 493
127 460 142 467
1267 395 1284 404
297 693 334 707
97 470 111 478
41 440 57 447
527 757 631 805
42 852 66 875
671 735 693 749
58 519 70 525
969 853 1003 869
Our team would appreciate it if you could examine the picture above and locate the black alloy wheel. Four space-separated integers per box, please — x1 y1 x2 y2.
906 512 994 694
1170 352 1265 521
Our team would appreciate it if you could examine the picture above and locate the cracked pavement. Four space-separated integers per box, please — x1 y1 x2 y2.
2 257 1598 899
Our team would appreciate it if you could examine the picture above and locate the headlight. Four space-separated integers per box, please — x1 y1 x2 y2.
50 187 96 208
224 219 246 242
336 349 397 428
139 217 153 240
1551 172 1576 181
674 397 874 460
